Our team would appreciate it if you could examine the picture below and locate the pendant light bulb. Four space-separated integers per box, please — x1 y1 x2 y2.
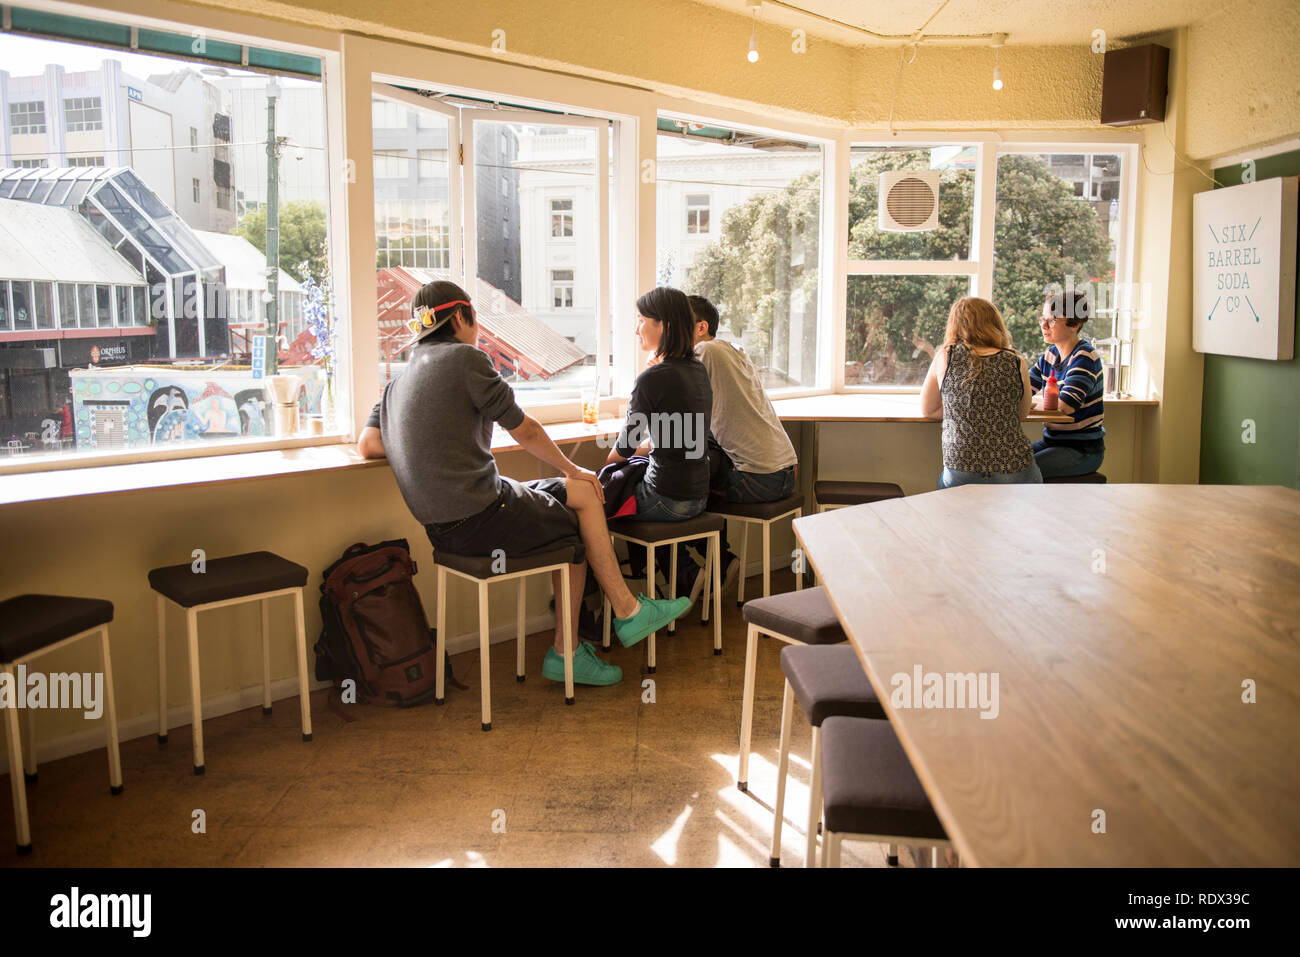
748 31 759 63
991 35 1006 91
992 64 1003 91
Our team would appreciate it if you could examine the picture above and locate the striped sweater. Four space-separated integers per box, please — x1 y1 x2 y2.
1029 339 1105 450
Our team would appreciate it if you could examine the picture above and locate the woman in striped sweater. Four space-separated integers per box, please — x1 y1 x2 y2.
1029 291 1105 478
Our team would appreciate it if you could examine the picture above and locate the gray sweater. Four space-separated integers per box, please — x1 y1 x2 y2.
366 339 524 524
695 338 797 474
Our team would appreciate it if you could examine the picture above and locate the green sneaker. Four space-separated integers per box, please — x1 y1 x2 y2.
543 642 623 686
613 594 692 648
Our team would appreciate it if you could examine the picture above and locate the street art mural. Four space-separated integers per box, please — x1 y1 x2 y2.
70 366 323 451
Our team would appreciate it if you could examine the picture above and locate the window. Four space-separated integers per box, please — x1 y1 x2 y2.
992 150 1132 380
660 121 824 389
685 193 710 234
9 101 46 135
63 97 103 132
503 261 512 281
843 142 1133 388
13 158 48 169
844 144 978 386
372 152 410 179
551 198 573 237
551 269 574 308
0 21 339 467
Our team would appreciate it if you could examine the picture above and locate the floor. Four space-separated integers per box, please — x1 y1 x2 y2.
0 569 936 867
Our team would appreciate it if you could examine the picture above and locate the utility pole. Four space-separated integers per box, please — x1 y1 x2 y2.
265 77 282 375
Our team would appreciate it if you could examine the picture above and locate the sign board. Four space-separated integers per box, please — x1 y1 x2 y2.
251 335 266 380
127 86 142 102
1193 176 1298 360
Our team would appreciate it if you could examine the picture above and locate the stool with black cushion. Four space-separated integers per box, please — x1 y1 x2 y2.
706 492 804 605
149 550 312 774
813 480 905 513
1043 472 1107 484
0 594 123 855
820 715 952 868
602 512 724 672
737 586 846 795
778 644 887 867
432 544 580 731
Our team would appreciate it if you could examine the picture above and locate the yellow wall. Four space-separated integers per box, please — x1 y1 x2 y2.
1184 0 1300 161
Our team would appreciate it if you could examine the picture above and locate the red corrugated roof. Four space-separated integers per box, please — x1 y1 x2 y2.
375 266 586 381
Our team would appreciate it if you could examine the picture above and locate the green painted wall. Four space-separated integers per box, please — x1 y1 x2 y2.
1199 149 1300 488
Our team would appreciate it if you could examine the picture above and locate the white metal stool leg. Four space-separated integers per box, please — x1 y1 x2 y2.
701 540 712 625
260 598 272 715
3 665 31 854
156 594 168 742
737 623 759 790
794 509 804 591
826 832 843 867
762 521 772 598
292 589 312 741
646 544 656 674
99 626 123 794
558 564 574 704
710 532 722 653
805 723 822 867
435 566 448 704
737 521 750 605
771 678 796 867
185 606 205 774
668 542 678 634
478 579 492 731
20 703 36 780
516 580 527 682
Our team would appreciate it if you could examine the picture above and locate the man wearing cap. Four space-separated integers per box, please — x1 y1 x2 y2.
358 280 690 687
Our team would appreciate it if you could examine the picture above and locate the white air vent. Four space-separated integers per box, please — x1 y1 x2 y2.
878 170 940 231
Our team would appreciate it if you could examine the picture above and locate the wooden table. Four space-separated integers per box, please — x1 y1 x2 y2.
793 483 1300 866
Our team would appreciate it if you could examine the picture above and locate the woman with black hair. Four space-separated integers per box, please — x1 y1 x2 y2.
1029 290 1106 478
606 286 713 523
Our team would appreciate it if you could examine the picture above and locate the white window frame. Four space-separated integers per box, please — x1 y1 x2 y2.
551 268 575 308
0 0 349 477
685 192 710 234
839 131 1140 393
550 196 574 238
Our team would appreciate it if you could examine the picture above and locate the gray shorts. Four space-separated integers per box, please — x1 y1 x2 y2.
423 476 585 564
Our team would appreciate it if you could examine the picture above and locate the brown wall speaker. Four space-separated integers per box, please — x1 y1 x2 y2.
1101 44 1170 126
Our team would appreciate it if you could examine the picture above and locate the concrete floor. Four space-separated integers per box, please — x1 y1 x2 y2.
0 570 938 868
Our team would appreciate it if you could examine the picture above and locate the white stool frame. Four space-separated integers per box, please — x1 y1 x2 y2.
719 504 804 605
434 559 573 731
156 586 312 774
3 624 122 854
602 526 722 672
821 831 954 868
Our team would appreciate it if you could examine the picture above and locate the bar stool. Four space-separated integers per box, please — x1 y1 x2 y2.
432 544 580 730
820 716 952 868
602 513 723 672
777 644 886 867
706 492 804 605
0 594 123 855
813 480 904 513
1043 472 1107 484
149 550 312 774
737 586 846 795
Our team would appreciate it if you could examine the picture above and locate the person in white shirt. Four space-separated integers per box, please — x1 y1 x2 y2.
677 295 799 595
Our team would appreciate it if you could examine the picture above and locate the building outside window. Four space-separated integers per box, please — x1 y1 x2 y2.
14 158 48 169
192 178 201 203
551 269 574 308
9 101 46 135
551 198 573 237
685 193 710 234
68 156 105 167
190 127 198 152
63 97 103 132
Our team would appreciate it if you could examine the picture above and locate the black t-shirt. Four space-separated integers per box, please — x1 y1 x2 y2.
614 357 712 501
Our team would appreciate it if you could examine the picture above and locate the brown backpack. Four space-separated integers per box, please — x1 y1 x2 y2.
314 539 460 706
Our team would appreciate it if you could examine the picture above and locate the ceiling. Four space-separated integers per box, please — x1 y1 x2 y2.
692 0 1240 45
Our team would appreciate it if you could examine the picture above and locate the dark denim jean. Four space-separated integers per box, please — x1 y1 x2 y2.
1032 440 1105 478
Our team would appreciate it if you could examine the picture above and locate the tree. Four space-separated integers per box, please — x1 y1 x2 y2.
234 200 329 285
687 151 1112 386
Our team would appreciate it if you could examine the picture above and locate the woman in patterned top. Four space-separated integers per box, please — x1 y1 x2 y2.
920 297 1041 489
